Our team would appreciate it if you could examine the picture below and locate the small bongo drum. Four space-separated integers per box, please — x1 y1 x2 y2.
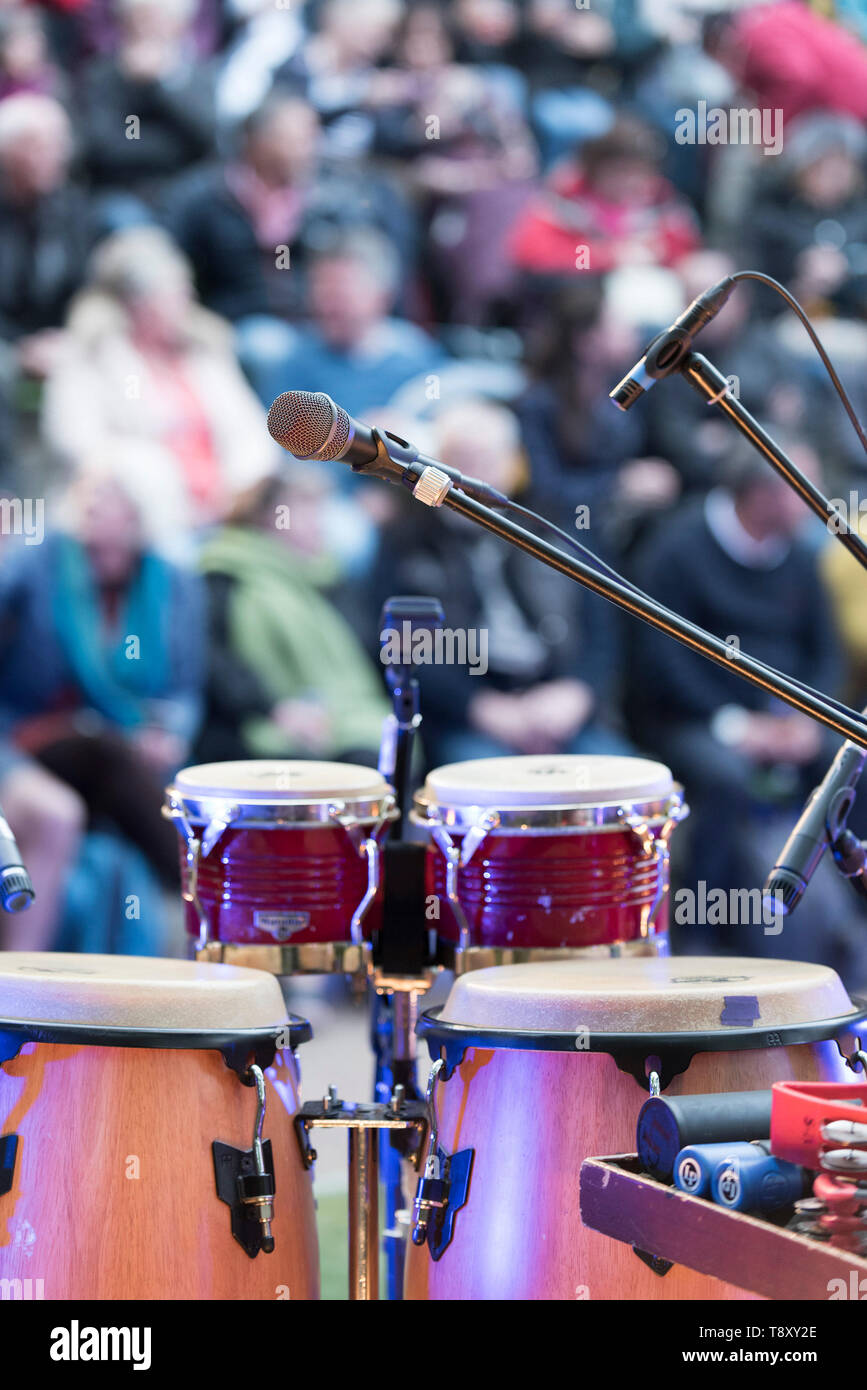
0 953 319 1300
412 754 687 970
164 760 398 973
406 956 866 1301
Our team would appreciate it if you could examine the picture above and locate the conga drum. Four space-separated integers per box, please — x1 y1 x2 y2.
164 760 398 973
405 956 866 1300
0 953 320 1299
412 754 687 971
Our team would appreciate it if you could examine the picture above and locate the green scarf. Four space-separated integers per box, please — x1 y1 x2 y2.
199 526 388 757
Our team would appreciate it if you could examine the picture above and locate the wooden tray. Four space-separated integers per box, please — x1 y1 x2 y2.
580 1155 867 1301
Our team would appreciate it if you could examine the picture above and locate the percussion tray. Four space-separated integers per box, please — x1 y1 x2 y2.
580 1154 867 1301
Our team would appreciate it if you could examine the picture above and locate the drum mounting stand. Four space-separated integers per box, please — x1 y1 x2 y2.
294 1084 429 1300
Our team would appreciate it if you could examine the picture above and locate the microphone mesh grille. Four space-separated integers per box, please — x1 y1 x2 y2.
267 391 350 460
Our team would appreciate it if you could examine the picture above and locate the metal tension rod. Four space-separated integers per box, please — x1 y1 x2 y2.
432 485 867 749
681 351 867 572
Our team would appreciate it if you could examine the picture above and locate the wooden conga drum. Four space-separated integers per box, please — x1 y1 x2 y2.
405 956 866 1301
0 953 320 1299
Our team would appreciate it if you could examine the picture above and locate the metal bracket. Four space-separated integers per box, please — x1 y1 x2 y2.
410 1059 474 1259
0 1134 18 1198
293 1085 429 1300
632 1245 673 1277
293 1089 428 1170
412 1143 474 1261
212 1138 276 1259
213 1062 277 1258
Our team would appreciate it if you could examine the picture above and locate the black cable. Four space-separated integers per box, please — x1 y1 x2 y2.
501 495 867 732
731 270 867 458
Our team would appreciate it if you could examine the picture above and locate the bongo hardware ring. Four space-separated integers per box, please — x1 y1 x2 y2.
165 792 232 951
428 808 501 955
164 783 397 967
424 787 686 970
619 802 686 936
411 1059 474 1260
326 799 394 950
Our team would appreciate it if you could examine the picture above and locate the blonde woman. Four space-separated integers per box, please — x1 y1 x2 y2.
41 225 277 556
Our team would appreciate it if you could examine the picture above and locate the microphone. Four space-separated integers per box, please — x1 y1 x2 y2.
0 807 34 913
610 275 737 411
267 391 509 505
763 738 867 915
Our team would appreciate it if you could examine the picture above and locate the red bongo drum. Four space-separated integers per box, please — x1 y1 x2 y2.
412 755 687 971
164 760 398 973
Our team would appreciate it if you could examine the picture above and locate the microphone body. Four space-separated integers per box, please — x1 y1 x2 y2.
267 392 509 505
0 807 34 912
763 739 867 914
610 275 736 410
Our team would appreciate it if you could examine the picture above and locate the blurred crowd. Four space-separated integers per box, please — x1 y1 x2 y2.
3 0 867 982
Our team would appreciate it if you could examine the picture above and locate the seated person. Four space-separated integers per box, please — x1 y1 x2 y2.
509 114 701 277
367 397 629 767
41 226 276 551
235 225 447 415
626 435 867 976
194 465 389 766
0 470 204 950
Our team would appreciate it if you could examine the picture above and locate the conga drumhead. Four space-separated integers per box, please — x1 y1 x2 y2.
0 952 289 1030
439 956 856 1033
422 753 674 809
173 759 391 804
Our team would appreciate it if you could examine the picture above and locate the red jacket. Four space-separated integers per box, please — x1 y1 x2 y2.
509 167 701 274
727 1 867 122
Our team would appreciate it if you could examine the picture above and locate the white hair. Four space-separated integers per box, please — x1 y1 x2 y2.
435 398 521 454
0 94 71 157
87 226 193 301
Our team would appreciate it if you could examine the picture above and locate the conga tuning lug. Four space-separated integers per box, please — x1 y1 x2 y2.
212 1138 277 1259
436 1043 468 1081
220 1038 279 1081
411 1144 474 1260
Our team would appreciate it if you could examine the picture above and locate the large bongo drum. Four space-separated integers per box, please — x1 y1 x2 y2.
0 953 320 1299
411 754 687 971
164 760 398 973
405 956 866 1301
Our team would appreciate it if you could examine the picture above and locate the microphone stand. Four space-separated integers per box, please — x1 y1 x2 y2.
350 429 867 744
373 598 442 1299
423 483 867 748
681 352 867 567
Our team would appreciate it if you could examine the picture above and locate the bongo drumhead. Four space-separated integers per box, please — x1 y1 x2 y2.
0 952 289 1030
421 754 674 809
172 759 390 804
439 956 856 1033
